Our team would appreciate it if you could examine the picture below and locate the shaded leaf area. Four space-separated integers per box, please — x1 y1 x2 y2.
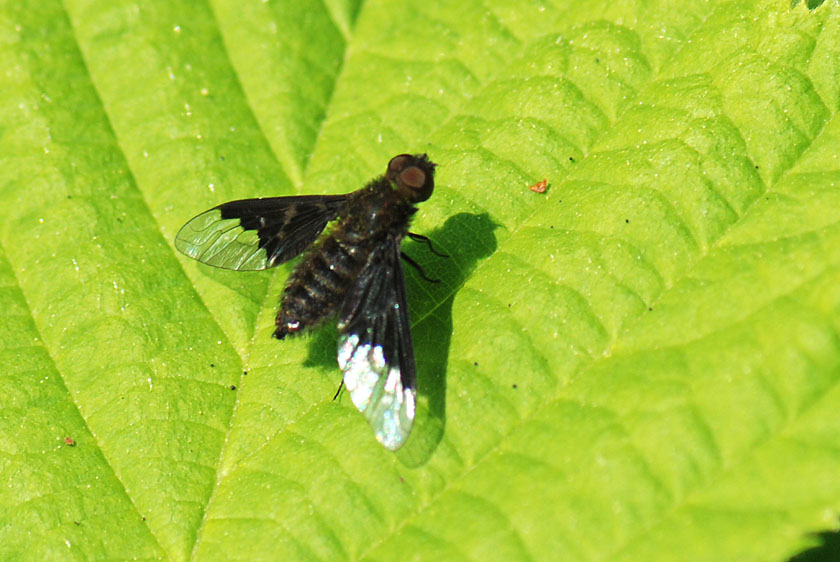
0 1 839 562
791 531 840 562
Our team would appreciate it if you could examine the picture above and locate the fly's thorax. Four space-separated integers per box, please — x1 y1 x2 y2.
339 179 418 241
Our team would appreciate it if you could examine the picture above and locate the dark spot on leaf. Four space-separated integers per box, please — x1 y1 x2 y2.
512 384 518 389
230 385 237 391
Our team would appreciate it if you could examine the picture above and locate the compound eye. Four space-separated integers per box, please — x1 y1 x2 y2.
385 153 435 202
387 154 411 175
400 166 426 189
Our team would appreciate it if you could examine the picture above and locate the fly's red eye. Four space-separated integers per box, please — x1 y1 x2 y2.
400 167 426 189
385 153 435 202
388 155 409 173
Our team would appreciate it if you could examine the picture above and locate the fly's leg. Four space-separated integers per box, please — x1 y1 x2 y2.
401 251 441 283
333 378 345 400
407 232 449 257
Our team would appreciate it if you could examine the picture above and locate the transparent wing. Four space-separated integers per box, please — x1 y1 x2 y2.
336 239 417 451
175 195 347 270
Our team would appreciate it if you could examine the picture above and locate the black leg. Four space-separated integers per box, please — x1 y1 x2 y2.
401 252 441 283
407 232 449 257
333 379 344 400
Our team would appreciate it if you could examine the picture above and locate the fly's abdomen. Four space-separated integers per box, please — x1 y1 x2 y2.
274 234 365 339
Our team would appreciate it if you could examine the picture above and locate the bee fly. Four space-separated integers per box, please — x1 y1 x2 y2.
175 154 444 450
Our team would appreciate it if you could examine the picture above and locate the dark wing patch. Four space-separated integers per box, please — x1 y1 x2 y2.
175 195 347 270
336 239 417 450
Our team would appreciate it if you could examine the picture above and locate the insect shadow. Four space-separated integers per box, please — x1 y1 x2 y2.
789 530 840 562
304 211 499 463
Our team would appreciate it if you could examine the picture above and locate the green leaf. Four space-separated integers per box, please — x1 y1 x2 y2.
1 0 839 561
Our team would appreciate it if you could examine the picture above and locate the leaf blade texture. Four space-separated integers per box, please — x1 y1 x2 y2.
1 1 839 561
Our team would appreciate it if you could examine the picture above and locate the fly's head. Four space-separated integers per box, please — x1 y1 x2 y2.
386 153 436 203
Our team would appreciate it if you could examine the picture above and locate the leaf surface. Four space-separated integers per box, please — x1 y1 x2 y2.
1 1 839 561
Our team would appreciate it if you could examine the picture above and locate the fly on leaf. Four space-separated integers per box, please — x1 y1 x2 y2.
175 154 443 450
